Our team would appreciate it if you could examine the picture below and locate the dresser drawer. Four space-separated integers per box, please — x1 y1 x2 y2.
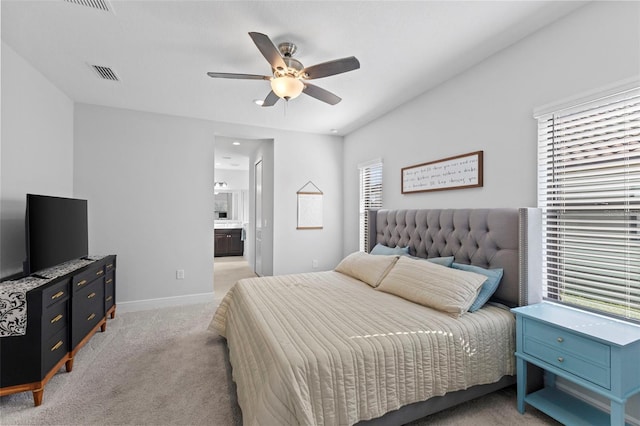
42 299 69 339
105 272 115 311
41 278 70 308
72 279 105 347
73 266 105 292
523 318 610 367
105 259 115 273
42 328 68 375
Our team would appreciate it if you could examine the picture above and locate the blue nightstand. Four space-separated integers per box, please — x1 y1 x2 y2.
512 302 640 426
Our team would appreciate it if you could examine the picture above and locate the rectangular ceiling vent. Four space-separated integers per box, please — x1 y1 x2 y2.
91 65 120 81
64 0 113 13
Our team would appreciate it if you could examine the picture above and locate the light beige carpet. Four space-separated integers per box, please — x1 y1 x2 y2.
0 302 558 426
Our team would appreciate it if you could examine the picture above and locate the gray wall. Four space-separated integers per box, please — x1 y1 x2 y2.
343 1 640 255
1 42 74 279
72 104 344 306
73 104 217 303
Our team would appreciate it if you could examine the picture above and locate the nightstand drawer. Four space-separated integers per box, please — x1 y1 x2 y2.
523 318 610 367
523 337 611 389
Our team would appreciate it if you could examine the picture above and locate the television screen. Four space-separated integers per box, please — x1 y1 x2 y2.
25 194 88 274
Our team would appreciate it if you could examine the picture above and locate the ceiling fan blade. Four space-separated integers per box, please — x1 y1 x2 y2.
207 72 270 80
262 91 280 107
302 83 341 105
248 32 287 71
301 57 360 80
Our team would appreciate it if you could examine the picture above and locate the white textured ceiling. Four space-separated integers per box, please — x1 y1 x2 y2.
1 1 585 136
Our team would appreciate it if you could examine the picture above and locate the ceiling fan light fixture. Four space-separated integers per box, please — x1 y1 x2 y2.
270 76 304 100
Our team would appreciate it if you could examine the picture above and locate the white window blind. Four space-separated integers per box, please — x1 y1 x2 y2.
537 86 640 321
359 160 383 252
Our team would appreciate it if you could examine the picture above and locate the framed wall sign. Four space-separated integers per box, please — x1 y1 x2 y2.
401 151 483 194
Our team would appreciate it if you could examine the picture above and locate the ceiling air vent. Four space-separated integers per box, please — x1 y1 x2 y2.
64 0 113 13
91 65 120 81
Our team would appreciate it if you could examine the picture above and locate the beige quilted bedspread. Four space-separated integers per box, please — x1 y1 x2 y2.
211 271 515 426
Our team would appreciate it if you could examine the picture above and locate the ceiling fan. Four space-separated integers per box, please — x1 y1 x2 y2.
207 32 360 107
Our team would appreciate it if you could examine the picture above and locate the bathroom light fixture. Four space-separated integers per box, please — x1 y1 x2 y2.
214 181 228 189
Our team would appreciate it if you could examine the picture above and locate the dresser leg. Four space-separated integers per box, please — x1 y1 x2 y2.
32 389 43 406
65 358 74 372
101 322 107 332
110 307 116 319
517 357 527 414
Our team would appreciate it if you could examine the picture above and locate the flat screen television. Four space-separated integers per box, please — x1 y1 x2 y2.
25 194 88 275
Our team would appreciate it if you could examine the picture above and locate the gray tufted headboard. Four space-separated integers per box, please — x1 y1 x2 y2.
367 208 531 307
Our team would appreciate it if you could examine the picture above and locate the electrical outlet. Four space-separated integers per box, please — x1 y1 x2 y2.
312 260 319 269
176 269 185 279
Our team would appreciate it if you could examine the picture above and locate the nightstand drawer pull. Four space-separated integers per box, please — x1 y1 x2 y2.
96 270 104 276
87 313 96 321
106 296 113 302
50 314 63 324
106 278 113 284
557 357 564 363
51 291 65 300
51 340 63 351
557 337 564 343
87 292 96 299
107 263 114 269
77 279 87 287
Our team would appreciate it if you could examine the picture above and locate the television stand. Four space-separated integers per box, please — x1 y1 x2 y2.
0 255 116 406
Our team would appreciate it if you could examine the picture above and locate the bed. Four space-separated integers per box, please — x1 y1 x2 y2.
211 208 538 425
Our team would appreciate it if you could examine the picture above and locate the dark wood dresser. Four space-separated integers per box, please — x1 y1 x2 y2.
0 255 116 406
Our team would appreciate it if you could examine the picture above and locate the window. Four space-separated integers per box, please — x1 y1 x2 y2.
537 86 640 321
359 159 383 252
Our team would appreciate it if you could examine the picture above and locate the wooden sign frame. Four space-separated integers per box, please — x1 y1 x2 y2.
401 151 483 194
296 181 323 230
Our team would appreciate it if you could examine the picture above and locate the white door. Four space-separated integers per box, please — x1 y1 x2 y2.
254 159 263 276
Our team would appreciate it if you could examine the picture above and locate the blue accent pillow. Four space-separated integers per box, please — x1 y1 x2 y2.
452 263 504 312
370 244 409 256
404 254 455 267
426 256 455 267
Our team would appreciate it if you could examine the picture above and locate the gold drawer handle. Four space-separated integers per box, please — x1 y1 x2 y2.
557 337 564 343
96 270 104 276
87 292 96 299
51 341 63 351
106 279 113 284
106 296 113 302
87 313 96 321
107 263 113 269
51 291 65 300
77 279 87 287
557 357 564 363
50 314 63 324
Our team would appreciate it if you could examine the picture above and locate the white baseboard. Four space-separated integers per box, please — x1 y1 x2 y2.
116 292 216 313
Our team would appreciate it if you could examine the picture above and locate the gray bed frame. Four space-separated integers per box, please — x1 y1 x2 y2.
358 208 539 425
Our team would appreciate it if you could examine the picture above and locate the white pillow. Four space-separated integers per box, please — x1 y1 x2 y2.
335 251 399 288
376 256 486 317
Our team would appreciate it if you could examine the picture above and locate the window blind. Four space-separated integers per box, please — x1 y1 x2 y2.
537 87 640 321
359 160 383 252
